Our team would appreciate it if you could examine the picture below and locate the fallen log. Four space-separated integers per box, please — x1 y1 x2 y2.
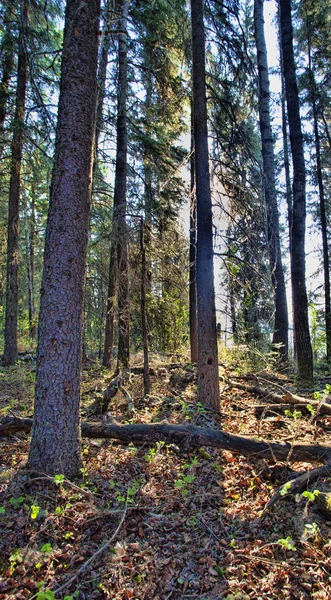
229 380 331 416
1 416 331 464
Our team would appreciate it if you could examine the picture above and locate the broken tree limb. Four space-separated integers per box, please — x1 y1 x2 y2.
228 379 331 416
1 416 331 464
265 462 331 510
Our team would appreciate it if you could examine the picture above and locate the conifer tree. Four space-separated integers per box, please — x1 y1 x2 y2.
279 0 313 382
28 0 100 476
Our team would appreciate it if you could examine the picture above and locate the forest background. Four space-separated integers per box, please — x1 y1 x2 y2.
1 0 330 381
1 0 331 596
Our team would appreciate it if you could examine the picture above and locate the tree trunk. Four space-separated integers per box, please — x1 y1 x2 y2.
191 0 220 411
0 1 15 157
254 0 288 361
278 0 313 383
94 0 113 161
306 35 331 362
189 105 198 363
140 218 150 395
28 0 100 477
3 0 28 366
103 244 117 368
103 0 130 371
24 187 36 341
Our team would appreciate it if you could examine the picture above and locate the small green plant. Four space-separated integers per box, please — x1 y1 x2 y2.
214 565 227 578
30 504 41 520
41 543 53 554
303 522 320 540
9 549 23 575
302 489 320 502
53 474 65 485
183 456 200 468
306 404 316 416
35 587 55 600
80 466 88 478
279 481 292 496
284 409 302 420
277 536 296 551
175 473 195 496
9 496 25 509
144 441 165 462
0 506 5 514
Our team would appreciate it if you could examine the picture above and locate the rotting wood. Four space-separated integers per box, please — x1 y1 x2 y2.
1 416 331 464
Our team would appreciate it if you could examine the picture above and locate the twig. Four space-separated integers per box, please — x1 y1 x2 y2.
52 501 128 597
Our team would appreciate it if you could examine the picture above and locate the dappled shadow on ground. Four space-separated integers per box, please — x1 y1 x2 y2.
0 360 331 598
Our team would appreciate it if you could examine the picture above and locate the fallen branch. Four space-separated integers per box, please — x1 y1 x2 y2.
228 379 331 416
265 463 331 510
254 404 314 417
1 416 331 463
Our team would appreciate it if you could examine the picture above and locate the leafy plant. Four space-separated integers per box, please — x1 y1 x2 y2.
175 473 195 496
277 536 296 551
9 549 23 575
9 496 25 509
53 474 65 485
30 504 41 520
279 481 292 496
303 522 320 540
302 489 320 502
284 409 302 420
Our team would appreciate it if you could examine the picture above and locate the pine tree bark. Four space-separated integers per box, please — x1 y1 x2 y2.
254 0 288 361
278 0 313 382
103 0 130 370
140 218 150 395
0 1 15 155
191 0 220 411
28 0 100 477
3 0 28 366
24 187 36 341
306 35 331 362
189 106 198 363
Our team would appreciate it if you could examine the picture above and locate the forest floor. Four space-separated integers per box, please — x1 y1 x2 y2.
1 352 331 599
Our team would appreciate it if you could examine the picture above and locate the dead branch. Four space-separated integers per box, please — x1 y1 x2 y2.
228 379 331 416
1 416 331 464
265 463 331 510
254 404 315 417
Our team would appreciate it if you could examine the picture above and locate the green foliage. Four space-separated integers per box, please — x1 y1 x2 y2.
284 409 302 420
9 496 25 508
277 536 297 551
302 489 320 502
41 543 53 553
